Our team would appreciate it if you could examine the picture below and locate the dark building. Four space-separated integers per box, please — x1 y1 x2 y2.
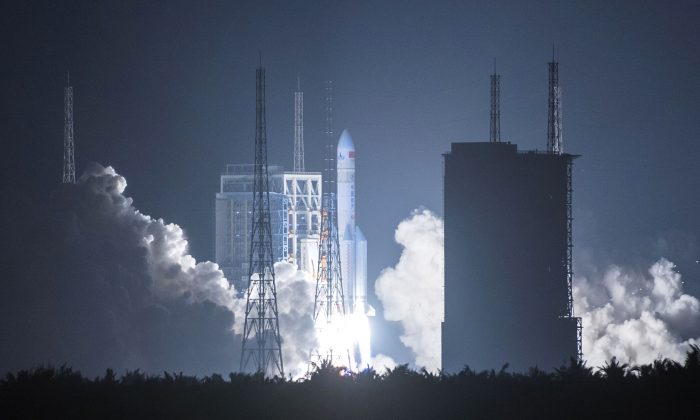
442 141 580 372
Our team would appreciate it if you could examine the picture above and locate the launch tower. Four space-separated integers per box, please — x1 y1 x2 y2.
240 61 284 377
310 81 351 368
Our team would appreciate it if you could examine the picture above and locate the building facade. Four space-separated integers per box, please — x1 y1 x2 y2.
214 164 287 294
442 142 578 372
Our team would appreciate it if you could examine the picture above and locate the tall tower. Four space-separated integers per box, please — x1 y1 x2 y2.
489 61 501 143
63 72 75 184
310 81 351 368
240 60 285 377
547 51 562 154
293 77 304 172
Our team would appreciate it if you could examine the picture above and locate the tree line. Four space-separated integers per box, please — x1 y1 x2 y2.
2 347 700 418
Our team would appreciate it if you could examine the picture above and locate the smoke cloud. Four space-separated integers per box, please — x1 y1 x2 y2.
375 209 444 372
374 210 700 371
270 261 318 379
574 258 700 367
0 164 243 375
7 166 696 376
370 353 398 373
0 164 318 378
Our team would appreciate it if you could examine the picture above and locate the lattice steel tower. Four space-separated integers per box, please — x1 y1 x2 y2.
240 61 284 377
546 52 582 362
63 72 75 184
310 81 350 368
293 77 304 172
489 60 501 143
547 50 562 154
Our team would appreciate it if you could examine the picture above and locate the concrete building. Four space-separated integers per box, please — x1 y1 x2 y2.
442 142 579 372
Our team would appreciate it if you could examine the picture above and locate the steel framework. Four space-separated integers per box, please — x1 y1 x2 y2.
240 62 284 377
547 57 562 154
551 54 581 362
565 156 574 318
489 62 500 143
63 72 75 184
293 77 304 172
284 172 322 267
309 81 350 369
565 156 583 362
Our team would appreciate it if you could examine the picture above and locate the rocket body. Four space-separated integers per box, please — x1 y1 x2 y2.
337 130 357 310
337 130 371 367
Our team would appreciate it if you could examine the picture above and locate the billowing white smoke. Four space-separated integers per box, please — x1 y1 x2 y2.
574 258 700 367
375 209 444 372
370 353 398 373
270 261 318 379
79 164 242 316
0 163 244 375
374 209 700 371
92 164 319 379
0 164 320 377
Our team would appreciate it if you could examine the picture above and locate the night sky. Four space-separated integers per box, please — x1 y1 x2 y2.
2 0 700 370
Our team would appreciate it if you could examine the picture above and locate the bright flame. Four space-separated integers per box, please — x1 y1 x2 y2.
313 309 372 372
350 309 372 368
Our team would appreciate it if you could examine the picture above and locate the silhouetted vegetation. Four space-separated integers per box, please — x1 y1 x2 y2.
3 347 700 419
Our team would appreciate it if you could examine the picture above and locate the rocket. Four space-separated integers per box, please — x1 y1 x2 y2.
337 130 366 312
337 129 371 365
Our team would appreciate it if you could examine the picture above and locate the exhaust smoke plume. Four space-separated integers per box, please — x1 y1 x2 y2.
0 164 241 375
0 164 318 378
269 261 318 379
574 258 700 366
375 210 700 371
375 209 444 372
5 166 696 376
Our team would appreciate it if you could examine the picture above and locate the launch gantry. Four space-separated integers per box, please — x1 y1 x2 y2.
240 60 285 378
309 81 352 370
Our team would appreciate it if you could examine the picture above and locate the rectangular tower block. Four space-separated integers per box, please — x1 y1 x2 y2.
442 142 578 372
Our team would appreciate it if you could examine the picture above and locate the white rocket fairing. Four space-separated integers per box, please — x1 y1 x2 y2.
337 130 357 309
337 130 372 366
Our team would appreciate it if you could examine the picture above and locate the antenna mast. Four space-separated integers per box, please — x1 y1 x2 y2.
547 48 562 154
293 77 304 172
489 59 501 143
63 72 75 183
240 60 284 377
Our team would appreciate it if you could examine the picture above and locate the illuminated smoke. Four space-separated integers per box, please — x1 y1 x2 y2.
0 164 323 378
574 258 700 367
375 209 444 372
370 353 398 373
373 209 700 371
271 261 318 379
0 164 242 375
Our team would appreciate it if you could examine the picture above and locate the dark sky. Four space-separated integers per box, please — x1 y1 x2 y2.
3 0 700 365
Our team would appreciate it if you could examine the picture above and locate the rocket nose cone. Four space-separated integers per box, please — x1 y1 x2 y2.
337 129 354 151
337 129 355 168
